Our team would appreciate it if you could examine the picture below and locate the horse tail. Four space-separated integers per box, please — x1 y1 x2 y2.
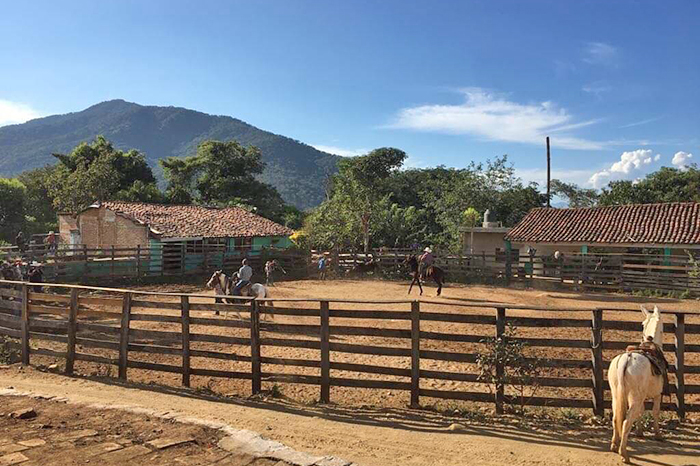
612 354 630 435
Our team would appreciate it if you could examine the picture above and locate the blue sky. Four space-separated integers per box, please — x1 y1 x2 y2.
1 0 698 188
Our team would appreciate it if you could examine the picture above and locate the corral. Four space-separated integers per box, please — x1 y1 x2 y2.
1 278 699 420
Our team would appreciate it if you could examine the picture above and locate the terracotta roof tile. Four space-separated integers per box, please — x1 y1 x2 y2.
505 202 700 245
98 202 293 239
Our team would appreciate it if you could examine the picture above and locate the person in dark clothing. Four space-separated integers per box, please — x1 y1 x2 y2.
15 231 25 253
27 263 44 293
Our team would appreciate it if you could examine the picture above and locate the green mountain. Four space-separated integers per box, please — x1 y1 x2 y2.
0 99 339 209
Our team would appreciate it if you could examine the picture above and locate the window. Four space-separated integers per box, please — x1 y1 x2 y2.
204 237 228 252
233 237 252 251
186 240 203 254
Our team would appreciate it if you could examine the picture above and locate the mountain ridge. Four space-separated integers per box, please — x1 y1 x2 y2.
0 99 340 209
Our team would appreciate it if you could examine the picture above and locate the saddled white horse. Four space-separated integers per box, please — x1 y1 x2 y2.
608 305 665 463
206 270 274 320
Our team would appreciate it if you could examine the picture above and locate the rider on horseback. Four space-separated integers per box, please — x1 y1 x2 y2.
419 247 433 281
232 259 253 296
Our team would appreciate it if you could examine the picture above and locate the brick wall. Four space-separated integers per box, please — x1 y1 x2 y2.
76 207 149 249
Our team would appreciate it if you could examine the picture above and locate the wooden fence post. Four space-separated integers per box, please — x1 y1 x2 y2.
118 292 132 380
20 284 29 365
65 289 79 375
250 299 261 395
591 309 605 417
674 313 686 420
410 300 421 408
181 295 191 387
180 242 186 277
320 300 330 403
110 245 115 278
505 251 512 285
495 307 506 414
136 245 141 279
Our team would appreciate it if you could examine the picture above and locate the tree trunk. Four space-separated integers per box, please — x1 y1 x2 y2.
362 215 370 253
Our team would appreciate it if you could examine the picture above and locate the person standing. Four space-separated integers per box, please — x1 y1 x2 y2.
232 259 253 296
15 231 25 253
318 255 327 280
27 263 44 293
45 231 58 253
265 260 275 286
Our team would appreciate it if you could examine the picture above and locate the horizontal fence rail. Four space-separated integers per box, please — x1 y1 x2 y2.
1 279 699 418
2 242 310 284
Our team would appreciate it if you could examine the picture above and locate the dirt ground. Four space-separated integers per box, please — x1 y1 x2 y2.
22 278 700 413
1 366 699 466
0 391 294 466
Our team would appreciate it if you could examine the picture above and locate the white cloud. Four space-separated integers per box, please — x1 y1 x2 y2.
583 42 619 66
588 149 659 187
387 88 605 150
619 116 662 129
654 154 661 161
0 99 43 126
672 151 693 169
312 145 369 158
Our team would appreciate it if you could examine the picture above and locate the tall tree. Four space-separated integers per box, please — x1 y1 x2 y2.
332 148 407 252
0 178 27 242
17 166 58 234
48 136 160 213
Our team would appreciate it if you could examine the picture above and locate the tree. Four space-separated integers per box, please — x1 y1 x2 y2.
0 178 27 242
331 148 407 252
161 140 288 220
48 151 120 214
17 166 58 235
550 179 598 208
48 136 160 213
461 207 481 227
599 165 700 205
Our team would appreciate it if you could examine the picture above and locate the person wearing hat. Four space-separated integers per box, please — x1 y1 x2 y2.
45 231 57 253
419 247 434 281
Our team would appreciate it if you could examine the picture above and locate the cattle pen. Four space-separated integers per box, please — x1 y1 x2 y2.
1 279 699 419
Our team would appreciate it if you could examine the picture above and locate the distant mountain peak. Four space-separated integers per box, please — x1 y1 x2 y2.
0 100 339 209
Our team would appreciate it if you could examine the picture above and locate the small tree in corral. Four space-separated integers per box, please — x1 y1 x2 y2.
476 323 543 415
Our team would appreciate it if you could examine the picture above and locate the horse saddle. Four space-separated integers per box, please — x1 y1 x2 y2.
625 341 670 393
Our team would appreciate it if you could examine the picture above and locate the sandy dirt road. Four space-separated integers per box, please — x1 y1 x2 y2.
2 367 699 466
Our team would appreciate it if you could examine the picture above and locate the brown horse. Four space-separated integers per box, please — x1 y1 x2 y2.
404 255 444 296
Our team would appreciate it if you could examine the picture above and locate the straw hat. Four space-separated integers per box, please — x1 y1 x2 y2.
424 247 432 253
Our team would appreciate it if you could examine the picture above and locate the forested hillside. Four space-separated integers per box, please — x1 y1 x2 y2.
0 100 339 209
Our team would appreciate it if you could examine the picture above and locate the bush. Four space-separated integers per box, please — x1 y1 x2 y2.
476 323 543 415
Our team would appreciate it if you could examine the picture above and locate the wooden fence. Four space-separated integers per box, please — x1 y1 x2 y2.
322 250 700 295
2 243 310 283
1 279 698 418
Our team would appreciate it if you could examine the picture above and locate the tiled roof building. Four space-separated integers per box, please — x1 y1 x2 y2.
100 202 293 239
506 202 700 247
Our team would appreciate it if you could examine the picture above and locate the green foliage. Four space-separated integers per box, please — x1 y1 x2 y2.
461 207 481 227
0 99 339 209
329 148 408 252
550 179 599 207
161 140 287 221
476 324 543 415
48 136 159 214
0 178 27 242
16 166 58 235
0 335 21 364
599 165 700 205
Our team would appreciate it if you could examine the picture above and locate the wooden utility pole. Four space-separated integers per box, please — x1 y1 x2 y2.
546 136 551 208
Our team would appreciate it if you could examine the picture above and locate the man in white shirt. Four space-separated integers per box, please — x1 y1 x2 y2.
233 259 253 296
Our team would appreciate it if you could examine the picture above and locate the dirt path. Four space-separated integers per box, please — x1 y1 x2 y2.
2 367 699 466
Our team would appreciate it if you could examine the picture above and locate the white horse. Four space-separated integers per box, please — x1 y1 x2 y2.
608 305 665 463
205 270 274 320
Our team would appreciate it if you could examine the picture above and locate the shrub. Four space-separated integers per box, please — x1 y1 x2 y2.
476 323 543 415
